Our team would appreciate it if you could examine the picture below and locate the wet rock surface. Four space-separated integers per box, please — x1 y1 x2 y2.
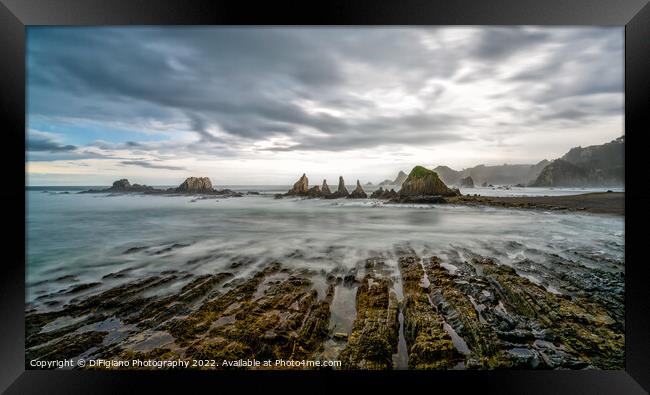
339 270 399 369
26 245 623 370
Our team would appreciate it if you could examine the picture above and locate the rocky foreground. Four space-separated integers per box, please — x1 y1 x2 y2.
26 244 623 370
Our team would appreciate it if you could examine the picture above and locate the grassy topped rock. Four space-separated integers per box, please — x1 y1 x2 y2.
398 166 460 199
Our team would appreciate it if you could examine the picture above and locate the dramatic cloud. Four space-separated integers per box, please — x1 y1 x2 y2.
120 160 185 171
26 27 623 185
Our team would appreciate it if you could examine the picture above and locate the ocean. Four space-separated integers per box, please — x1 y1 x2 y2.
26 185 624 309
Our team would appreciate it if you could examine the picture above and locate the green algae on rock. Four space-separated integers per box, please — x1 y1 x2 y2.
398 256 461 369
423 256 504 368
338 273 399 369
480 258 624 369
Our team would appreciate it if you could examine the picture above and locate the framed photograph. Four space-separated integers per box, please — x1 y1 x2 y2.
1 0 648 393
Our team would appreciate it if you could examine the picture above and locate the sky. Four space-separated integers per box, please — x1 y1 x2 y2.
26 27 624 186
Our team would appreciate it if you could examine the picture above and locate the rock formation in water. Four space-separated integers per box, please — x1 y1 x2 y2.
384 188 399 199
102 179 155 193
371 187 399 200
307 186 322 197
337 176 349 196
348 180 368 199
399 166 460 199
326 176 350 199
286 174 309 196
370 187 385 199
81 177 243 197
175 177 214 193
321 179 332 195
110 179 131 190
460 176 475 188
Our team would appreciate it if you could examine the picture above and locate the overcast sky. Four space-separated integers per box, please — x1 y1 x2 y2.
26 27 623 186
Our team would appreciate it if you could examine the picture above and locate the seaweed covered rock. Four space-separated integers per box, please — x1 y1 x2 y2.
423 256 503 368
286 174 309 196
339 274 399 369
183 265 335 365
176 177 214 193
481 258 624 369
348 180 368 199
398 256 461 369
399 166 460 198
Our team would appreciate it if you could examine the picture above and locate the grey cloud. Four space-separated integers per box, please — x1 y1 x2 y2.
470 28 551 61
27 134 76 152
120 160 186 171
27 27 623 156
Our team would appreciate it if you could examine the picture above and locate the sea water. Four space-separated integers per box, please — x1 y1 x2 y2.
26 186 624 308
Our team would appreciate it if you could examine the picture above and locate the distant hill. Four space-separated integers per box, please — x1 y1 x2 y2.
433 160 550 187
532 136 624 187
378 170 408 187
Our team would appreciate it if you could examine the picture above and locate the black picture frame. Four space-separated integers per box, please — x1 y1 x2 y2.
1 0 648 393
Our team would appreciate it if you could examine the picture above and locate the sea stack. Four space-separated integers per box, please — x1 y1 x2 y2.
337 176 349 197
396 166 460 203
348 180 368 199
321 179 332 195
176 177 214 193
325 176 349 199
287 173 309 196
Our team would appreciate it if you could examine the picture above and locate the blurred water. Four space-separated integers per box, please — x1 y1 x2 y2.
26 188 624 307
